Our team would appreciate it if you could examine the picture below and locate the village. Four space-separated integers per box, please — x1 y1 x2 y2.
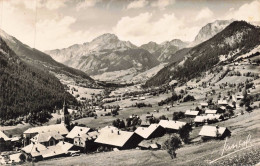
0 55 259 165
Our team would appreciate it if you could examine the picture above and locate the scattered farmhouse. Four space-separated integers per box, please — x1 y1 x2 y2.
217 100 228 106
159 120 187 133
200 102 209 108
169 80 178 86
194 116 208 125
199 125 231 140
134 124 165 140
185 110 199 117
205 109 218 114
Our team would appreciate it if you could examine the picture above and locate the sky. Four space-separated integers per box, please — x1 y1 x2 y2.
0 0 259 51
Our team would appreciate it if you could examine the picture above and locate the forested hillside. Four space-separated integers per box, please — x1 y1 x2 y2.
0 37 77 125
0 29 95 87
145 21 260 87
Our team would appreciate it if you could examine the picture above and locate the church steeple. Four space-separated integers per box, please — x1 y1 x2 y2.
63 99 69 115
61 98 70 128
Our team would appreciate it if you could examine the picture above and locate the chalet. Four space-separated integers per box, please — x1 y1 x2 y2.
199 125 231 140
23 124 69 146
194 116 208 126
205 109 218 114
0 130 11 141
22 141 74 161
185 110 199 117
66 126 91 143
94 129 143 150
169 80 177 86
21 143 47 160
139 97 146 100
200 102 209 108
30 131 64 147
134 124 165 140
38 141 74 160
207 114 224 122
0 131 11 151
220 106 226 111
98 126 119 133
158 120 187 133
218 100 228 106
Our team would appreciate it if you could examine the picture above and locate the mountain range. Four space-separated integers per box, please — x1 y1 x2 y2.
46 20 234 82
145 21 260 87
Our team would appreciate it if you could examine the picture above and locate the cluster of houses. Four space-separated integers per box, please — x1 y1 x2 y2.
0 117 231 164
0 97 236 164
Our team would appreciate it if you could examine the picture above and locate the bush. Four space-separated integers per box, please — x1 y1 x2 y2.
183 95 195 102
172 112 185 120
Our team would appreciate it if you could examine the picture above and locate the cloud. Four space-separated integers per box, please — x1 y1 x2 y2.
7 0 67 10
35 16 105 50
76 0 101 10
151 0 175 10
195 7 213 21
0 0 104 51
126 0 148 9
43 0 66 10
225 0 260 22
1 1 35 47
113 12 200 45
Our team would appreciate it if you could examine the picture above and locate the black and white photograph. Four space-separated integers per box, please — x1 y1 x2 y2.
0 0 259 165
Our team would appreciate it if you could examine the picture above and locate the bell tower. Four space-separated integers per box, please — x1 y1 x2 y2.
61 99 70 128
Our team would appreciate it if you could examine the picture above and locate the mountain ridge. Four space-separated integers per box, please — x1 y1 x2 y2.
145 21 260 87
46 33 159 76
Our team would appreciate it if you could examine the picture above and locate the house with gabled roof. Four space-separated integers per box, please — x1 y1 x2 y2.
30 131 64 147
134 124 165 140
218 100 228 106
98 126 119 133
0 130 12 151
21 143 47 160
199 125 231 140
23 124 69 146
73 131 99 152
194 116 208 126
205 109 218 114
94 128 143 150
158 120 187 133
200 102 209 108
38 141 74 160
185 110 199 117
66 126 91 143
0 130 11 141
21 141 74 161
